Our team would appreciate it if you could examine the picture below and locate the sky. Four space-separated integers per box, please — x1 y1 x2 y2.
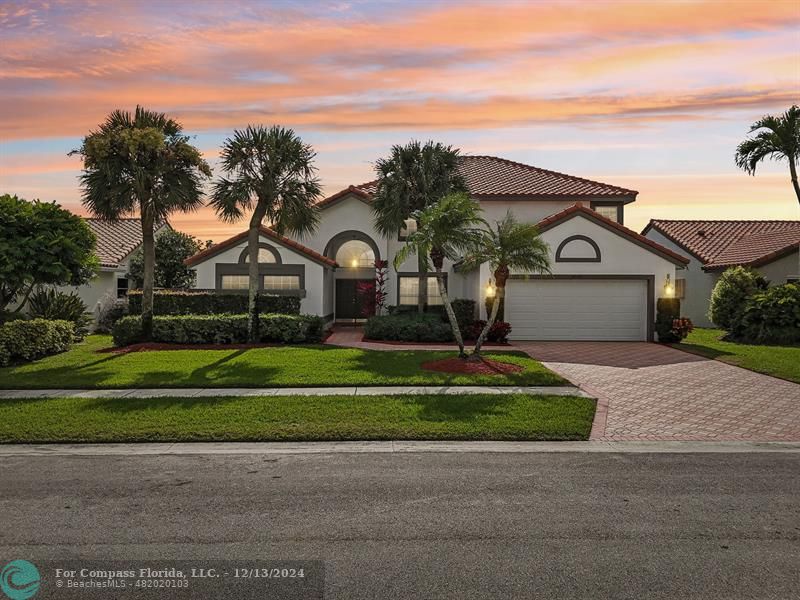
1 0 799 241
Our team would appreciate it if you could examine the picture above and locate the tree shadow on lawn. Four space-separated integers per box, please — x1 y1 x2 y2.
409 394 520 423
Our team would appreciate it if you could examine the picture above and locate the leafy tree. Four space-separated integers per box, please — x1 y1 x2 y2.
71 106 212 339
394 193 486 357
462 212 551 356
0 194 97 313
372 141 467 313
708 266 768 330
209 125 321 342
128 229 204 289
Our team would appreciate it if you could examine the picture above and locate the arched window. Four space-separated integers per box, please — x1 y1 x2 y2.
238 244 280 264
336 240 375 268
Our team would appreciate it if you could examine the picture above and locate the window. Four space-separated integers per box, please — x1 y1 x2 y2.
591 204 621 223
398 276 443 306
336 240 375 268
675 278 686 299
263 275 300 290
243 247 277 263
116 277 129 299
220 275 249 290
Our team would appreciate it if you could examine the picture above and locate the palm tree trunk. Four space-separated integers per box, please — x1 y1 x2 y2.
435 266 466 358
246 219 261 344
472 284 503 357
140 210 156 341
417 254 426 314
789 159 800 205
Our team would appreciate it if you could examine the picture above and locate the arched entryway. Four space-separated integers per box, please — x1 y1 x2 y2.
325 231 380 322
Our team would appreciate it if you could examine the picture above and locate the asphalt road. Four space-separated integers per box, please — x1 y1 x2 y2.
1 452 798 599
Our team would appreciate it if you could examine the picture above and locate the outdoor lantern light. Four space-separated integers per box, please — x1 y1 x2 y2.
485 280 496 298
664 274 674 297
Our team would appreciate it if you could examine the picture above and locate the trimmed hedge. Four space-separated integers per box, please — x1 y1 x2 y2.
450 299 476 332
733 283 800 344
364 313 454 342
112 313 325 347
128 290 301 316
655 298 681 343
0 319 74 366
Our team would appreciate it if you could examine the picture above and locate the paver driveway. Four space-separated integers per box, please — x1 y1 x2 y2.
515 342 800 442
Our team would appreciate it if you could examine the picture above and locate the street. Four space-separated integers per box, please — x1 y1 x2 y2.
2 452 798 599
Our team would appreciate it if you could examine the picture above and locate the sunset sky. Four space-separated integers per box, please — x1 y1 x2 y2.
1 0 799 241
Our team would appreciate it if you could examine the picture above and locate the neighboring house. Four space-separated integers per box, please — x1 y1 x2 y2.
642 220 800 327
64 218 171 318
186 155 689 341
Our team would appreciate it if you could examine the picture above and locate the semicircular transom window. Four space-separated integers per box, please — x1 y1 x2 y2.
243 247 278 263
555 235 601 262
336 240 375 268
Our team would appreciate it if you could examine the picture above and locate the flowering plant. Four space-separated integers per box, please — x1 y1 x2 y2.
670 317 694 341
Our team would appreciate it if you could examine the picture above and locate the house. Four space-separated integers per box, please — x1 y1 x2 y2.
186 155 689 341
65 218 171 318
642 219 800 327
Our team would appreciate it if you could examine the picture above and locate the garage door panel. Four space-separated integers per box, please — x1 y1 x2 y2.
506 279 648 341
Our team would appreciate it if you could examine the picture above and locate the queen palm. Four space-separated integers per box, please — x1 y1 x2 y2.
72 106 211 340
394 193 486 357
372 141 467 313
462 212 551 356
210 125 321 342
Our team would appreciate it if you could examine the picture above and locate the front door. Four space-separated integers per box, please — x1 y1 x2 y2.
335 279 373 320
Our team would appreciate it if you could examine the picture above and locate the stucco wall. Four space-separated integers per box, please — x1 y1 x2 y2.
759 249 799 284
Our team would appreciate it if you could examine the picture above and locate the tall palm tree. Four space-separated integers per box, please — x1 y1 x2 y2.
394 193 486 357
210 125 321 342
72 106 211 340
372 141 467 313
461 212 551 356
735 105 800 204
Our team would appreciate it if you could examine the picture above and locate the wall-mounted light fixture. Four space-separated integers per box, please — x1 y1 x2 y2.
664 273 674 297
485 279 496 298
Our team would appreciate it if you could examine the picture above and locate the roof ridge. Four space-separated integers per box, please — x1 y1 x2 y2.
651 218 800 224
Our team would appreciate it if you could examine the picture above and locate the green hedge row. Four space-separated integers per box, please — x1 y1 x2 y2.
127 290 301 316
112 313 325 347
0 319 75 366
364 313 455 342
734 283 800 344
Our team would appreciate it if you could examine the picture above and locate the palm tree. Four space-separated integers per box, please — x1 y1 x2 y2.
394 193 486 357
461 212 551 356
210 125 321 342
735 105 800 204
72 106 211 340
372 141 467 313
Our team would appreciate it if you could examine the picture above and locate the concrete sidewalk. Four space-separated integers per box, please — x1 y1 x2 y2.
0 384 589 398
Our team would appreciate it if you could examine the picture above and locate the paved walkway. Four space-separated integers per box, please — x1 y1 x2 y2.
516 341 800 442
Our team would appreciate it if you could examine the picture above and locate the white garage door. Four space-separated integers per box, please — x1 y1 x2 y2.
505 278 648 341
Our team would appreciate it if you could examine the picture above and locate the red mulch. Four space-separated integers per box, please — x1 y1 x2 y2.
421 357 523 375
100 342 284 354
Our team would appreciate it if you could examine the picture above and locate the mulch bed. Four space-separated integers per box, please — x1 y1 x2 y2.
421 357 523 375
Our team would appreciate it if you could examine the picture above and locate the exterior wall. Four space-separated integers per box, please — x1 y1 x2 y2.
479 199 595 226
759 250 799 284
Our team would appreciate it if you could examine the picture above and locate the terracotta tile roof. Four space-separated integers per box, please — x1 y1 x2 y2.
643 219 800 268
184 226 337 268
85 218 168 268
319 155 636 207
538 204 690 266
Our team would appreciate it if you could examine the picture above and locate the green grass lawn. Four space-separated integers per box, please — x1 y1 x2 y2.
677 328 800 383
0 394 595 443
0 335 567 389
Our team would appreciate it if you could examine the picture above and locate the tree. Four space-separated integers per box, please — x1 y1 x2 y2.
708 266 768 330
128 229 203 289
372 141 467 313
394 193 486 357
0 194 97 313
209 125 321 342
71 106 211 339
735 105 800 204
461 212 551 356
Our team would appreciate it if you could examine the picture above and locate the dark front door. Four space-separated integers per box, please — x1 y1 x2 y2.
335 279 373 320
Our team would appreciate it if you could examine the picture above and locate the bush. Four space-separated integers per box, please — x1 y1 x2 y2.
0 319 74 366
733 283 800 344
27 287 92 340
96 296 129 334
450 299 476 332
364 313 454 342
463 320 513 343
112 313 325 347
655 298 682 343
127 290 301 316
708 267 768 329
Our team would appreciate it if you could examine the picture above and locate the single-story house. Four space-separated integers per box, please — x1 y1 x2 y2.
642 219 800 327
186 155 690 341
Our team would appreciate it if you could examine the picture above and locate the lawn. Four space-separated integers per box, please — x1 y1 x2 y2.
0 335 567 389
677 328 800 384
0 394 595 443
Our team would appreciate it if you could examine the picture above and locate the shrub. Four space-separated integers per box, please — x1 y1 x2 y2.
655 298 682 343
127 290 301 316
0 318 74 366
450 299 476 332
364 313 454 342
96 296 129 334
463 320 512 343
708 267 768 329
670 317 694 342
734 283 800 344
27 287 92 340
112 313 325 347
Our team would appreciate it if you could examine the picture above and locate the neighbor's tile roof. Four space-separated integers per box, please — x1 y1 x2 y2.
85 218 167 268
184 226 337 268
643 219 800 269
320 155 637 207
